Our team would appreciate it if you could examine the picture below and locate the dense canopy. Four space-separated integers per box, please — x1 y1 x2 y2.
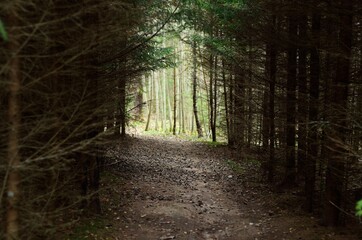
1 0 361 239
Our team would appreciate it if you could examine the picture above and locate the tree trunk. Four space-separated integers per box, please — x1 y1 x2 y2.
162 68 167 130
179 58 185 134
297 6 308 181
234 63 245 148
119 77 126 137
320 1 334 185
172 65 177 135
222 59 230 142
262 88 269 150
324 0 352 226
145 75 153 131
284 10 298 186
209 54 216 142
166 72 173 131
305 12 321 213
212 55 218 142
155 71 159 131
88 154 101 213
192 40 203 137
134 77 144 121
229 70 235 146
6 10 21 240
267 15 277 182
247 39 253 147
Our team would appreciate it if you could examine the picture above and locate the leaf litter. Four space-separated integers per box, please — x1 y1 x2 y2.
79 135 361 240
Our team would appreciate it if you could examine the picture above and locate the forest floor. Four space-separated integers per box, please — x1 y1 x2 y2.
69 135 361 240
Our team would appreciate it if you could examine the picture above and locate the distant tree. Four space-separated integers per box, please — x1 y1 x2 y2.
192 39 203 137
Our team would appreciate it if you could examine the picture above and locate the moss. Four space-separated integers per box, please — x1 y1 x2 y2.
68 218 107 240
225 159 245 175
198 140 227 147
101 171 119 183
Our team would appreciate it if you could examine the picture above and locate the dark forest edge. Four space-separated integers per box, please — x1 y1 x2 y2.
1 0 362 239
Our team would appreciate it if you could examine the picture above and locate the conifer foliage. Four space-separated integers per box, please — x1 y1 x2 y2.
140 0 362 227
1 0 361 238
0 0 176 238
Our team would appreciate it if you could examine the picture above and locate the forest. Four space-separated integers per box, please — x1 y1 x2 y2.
0 0 362 239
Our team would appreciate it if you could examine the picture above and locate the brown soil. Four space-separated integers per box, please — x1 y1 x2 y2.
73 135 362 240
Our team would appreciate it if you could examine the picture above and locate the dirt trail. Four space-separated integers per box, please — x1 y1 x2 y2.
99 136 360 240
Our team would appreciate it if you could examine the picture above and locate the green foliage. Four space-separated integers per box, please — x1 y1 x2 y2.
134 39 176 72
0 19 8 42
203 140 226 147
102 171 120 183
68 219 107 240
356 199 362 217
225 159 244 175
144 129 173 137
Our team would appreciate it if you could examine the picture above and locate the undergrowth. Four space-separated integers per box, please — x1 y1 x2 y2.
225 159 245 175
67 218 108 240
